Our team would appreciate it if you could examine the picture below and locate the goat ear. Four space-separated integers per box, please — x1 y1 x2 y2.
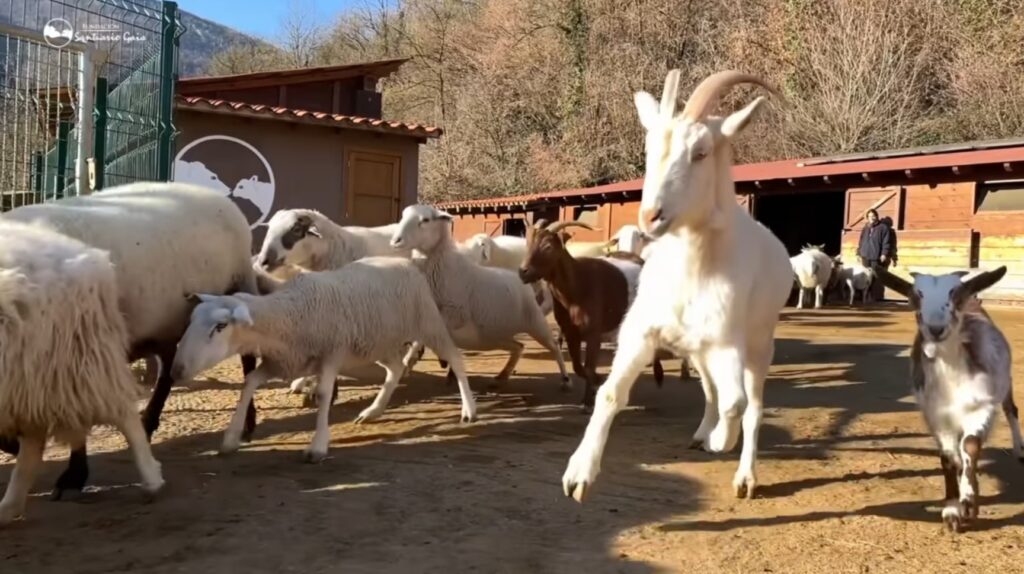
435 211 453 221
958 266 1007 299
873 266 915 300
231 304 254 326
186 293 218 305
721 96 767 140
634 91 660 131
306 225 322 239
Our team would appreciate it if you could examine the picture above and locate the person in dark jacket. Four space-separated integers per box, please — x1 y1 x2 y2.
857 208 895 300
879 216 898 267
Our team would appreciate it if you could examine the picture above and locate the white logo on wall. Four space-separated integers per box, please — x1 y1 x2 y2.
173 135 276 230
43 18 74 48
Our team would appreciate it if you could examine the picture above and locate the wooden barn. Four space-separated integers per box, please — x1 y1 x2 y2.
438 138 1024 305
171 58 441 247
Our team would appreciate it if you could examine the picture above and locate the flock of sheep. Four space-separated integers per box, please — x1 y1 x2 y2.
1 69 1022 536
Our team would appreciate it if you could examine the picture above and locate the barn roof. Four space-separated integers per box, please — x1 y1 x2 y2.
178 58 410 94
175 95 443 140
436 137 1024 213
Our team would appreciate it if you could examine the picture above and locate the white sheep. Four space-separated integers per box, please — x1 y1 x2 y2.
0 220 164 524
834 255 876 306
609 224 654 258
0 181 259 498
789 244 834 309
562 70 792 502
255 208 412 272
874 265 1023 532
170 257 478 463
457 233 556 316
565 236 617 258
391 205 570 388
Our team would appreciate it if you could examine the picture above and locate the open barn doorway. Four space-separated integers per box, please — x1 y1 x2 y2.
753 190 846 258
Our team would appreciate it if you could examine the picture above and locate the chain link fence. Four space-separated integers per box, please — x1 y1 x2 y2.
0 0 182 210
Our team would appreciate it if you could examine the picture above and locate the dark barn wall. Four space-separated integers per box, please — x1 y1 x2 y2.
174 109 420 250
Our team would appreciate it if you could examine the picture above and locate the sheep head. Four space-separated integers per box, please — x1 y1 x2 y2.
634 69 781 237
171 293 254 382
875 265 1007 344
391 204 454 253
519 219 594 283
257 209 324 271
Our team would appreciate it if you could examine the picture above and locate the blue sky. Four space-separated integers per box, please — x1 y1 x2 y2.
176 0 367 39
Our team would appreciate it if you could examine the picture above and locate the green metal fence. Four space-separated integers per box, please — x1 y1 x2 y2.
0 0 182 210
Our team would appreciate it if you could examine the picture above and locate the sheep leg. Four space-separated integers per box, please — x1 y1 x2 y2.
51 435 89 501
429 339 478 423
847 280 855 307
140 345 179 440
796 288 805 309
939 452 963 532
401 341 424 377
1003 396 1023 462
562 309 656 503
814 285 824 309
733 338 773 499
241 354 259 442
305 366 340 464
652 357 665 387
526 316 571 390
355 355 408 423
689 354 719 449
113 411 165 498
703 345 746 454
492 340 525 385
0 435 18 456
221 366 270 455
0 433 44 526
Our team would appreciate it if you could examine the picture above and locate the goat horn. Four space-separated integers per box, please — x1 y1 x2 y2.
547 220 596 235
660 69 682 118
680 70 781 122
533 218 550 230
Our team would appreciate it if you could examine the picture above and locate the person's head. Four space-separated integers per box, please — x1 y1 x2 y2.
865 209 879 226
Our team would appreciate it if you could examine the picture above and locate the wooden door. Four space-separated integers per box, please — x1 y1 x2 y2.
346 150 402 226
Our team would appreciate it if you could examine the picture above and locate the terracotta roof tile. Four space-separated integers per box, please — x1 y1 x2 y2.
175 95 443 139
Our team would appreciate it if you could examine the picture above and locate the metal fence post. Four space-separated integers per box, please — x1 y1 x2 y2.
93 77 108 191
76 49 95 196
55 121 71 199
157 0 179 182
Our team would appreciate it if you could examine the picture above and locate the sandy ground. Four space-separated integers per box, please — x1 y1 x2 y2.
2 305 1023 574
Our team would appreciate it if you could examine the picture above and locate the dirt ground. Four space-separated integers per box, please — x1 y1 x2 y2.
2 305 1023 574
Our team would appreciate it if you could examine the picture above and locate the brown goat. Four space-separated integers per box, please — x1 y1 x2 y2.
519 219 668 409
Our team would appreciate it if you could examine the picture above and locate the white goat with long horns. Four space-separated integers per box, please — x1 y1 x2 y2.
562 70 793 502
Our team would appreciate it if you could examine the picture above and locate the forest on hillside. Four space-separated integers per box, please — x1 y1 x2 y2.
208 0 1024 202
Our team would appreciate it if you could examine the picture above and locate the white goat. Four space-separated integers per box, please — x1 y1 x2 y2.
874 265 1023 532
391 205 570 388
562 70 792 502
834 256 876 306
171 257 478 463
565 235 617 258
0 220 164 524
789 244 834 309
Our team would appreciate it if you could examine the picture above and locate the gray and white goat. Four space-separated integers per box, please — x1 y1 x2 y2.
875 265 1023 533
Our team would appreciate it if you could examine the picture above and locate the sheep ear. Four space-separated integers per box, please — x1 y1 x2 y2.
231 304 254 326
634 91 660 131
873 266 915 299
721 96 767 140
957 266 1007 301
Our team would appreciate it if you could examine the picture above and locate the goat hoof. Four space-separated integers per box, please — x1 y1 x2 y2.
303 448 327 464
942 504 964 533
559 377 572 392
461 413 478 424
688 439 704 450
734 476 756 499
50 487 85 502
960 496 978 520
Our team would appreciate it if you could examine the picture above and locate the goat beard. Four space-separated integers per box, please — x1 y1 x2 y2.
922 341 939 359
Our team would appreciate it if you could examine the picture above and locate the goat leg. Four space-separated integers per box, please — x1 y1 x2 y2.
939 453 962 532
581 335 602 412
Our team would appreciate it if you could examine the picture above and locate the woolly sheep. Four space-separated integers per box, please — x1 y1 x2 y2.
391 205 570 388
563 70 792 502
834 256 876 306
0 181 259 498
875 265 1023 532
170 257 478 463
255 208 412 272
789 244 834 309
0 220 164 525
